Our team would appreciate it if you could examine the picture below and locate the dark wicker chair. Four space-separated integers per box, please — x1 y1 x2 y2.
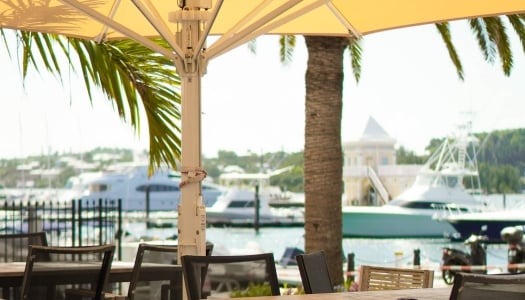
181 253 280 300
296 251 334 294
0 232 48 262
21 244 115 300
100 241 213 300
0 232 48 299
449 272 525 300
124 242 213 300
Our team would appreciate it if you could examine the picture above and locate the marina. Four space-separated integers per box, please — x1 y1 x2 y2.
0 192 522 289
1 120 524 293
126 224 513 286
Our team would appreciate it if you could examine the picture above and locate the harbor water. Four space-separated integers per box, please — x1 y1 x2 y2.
125 224 511 281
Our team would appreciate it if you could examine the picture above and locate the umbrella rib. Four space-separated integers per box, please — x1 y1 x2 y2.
207 0 278 60
208 0 334 60
132 0 185 59
94 0 121 43
59 0 177 60
214 0 276 43
208 0 302 60
194 0 224 62
326 2 362 38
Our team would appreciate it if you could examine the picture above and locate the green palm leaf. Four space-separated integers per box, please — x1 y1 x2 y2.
2 30 181 173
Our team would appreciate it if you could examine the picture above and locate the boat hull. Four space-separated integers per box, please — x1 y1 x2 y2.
206 210 304 227
342 206 457 238
447 219 525 242
445 210 525 242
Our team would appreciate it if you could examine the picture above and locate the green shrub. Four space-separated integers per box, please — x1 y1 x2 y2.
230 282 273 297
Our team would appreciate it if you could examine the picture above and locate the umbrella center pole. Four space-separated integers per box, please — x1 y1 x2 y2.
172 0 210 271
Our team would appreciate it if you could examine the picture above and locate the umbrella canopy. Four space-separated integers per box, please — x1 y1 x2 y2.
2 0 525 261
2 1 525 63
2 1 525 40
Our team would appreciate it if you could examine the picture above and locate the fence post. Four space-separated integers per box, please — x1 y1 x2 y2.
413 249 421 269
347 252 355 283
98 198 103 245
78 200 83 247
146 185 151 229
118 199 123 261
27 201 42 233
254 185 260 234
72 199 77 247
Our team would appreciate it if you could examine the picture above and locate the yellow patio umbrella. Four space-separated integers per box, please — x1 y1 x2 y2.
1 0 525 262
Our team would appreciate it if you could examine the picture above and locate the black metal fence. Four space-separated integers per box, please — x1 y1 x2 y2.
0 199 123 260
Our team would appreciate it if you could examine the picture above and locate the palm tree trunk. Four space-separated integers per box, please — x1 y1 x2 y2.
304 36 347 286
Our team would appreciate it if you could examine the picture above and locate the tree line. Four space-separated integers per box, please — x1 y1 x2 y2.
0 128 523 194
205 128 525 194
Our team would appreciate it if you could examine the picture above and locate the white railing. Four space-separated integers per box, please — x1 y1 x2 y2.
367 166 390 205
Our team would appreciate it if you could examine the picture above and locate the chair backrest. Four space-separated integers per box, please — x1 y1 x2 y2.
0 232 48 262
128 243 179 300
358 265 434 291
181 253 280 300
127 242 213 300
296 251 334 294
128 242 213 300
449 272 525 300
21 244 115 300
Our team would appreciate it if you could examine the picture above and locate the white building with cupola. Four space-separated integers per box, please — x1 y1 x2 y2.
342 117 422 206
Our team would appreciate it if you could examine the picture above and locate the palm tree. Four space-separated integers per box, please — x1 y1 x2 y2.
302 36 347 288
0 30 182 172
300 16 525 286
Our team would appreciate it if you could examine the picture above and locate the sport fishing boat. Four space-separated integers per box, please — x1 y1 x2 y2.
342 123 486 238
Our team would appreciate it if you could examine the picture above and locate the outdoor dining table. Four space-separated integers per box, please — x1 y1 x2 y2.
0 261 182 299
227 287 452 300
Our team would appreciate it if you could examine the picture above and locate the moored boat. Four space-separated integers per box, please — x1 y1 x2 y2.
206 168 304 227
443 207 525 242
81 165 228 211
206 187 304 227
342 123 485 238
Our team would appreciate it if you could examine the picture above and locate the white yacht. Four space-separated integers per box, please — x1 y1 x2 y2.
342 123 486 238
206 168 304 226
206 187 304 226
82 165 227 211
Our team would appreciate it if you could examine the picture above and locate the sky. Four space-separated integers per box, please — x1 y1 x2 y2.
2 20 525 160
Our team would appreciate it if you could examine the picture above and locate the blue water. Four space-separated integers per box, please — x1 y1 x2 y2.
127 224 510 275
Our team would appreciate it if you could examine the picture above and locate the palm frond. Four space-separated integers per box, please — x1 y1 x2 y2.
17 32 66 81
469 18 493 62
482 17 513 75
435 22 464 80
506 15 525 58
247 39 257 54
8 31 182 172
279 35 296 65
347 37 362 83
